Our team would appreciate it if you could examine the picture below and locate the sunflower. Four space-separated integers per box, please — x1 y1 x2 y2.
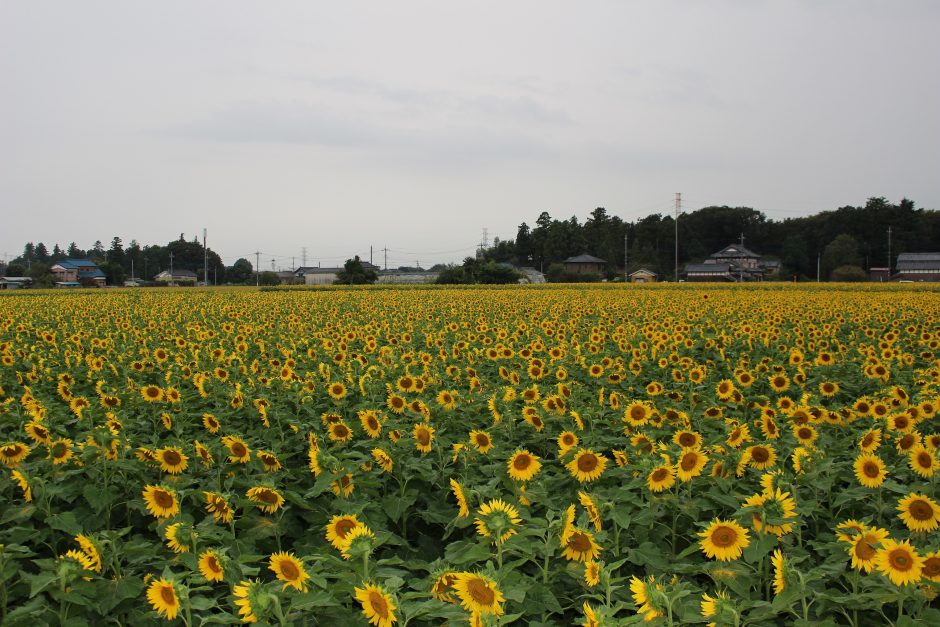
853 453 887 488
325 514 361 550
875 539 924 586
922 551 940 583
859 428 882 452
468 430 494 454
557 431 579 454
73 534 102 572
222 436 251 463
623 401 652 427
700 590 728 619
48 438 74 465
474 499 522 545
372 448 394 473
908 445 937 478
629 576 664 622
744 444 776 470
146 577 180 620
567 450 608 483
412 423 434 454
647 464 676 492
359 410 384 438
431 571 458 603
386 393 406 414
848 527 888 573
450 478 470 518
142 485 179 519
11 470 31 502
897 493 940 532
331 473 355 497
562 528 602 562
759 414 780 440
202 413 221 433
583 560 601 588
452 572 505 617
793 424 818 447
156 446 188 474
676 449 709 482
269 552 310 592
768 374 790 393
770 549 786 595
819 381 839 397
246 486 285 514
716 379 736 401
164 522 194 553
328 422 354 443
507 450 541 482
256 450 282 472
743 488 797 536
339 524 376 560
327 381 347 400
436 390 458 411
355 583 397 627
204 491 234 524
0 442 30 467
578 491 602 531
233 579 260 623
62 549 96 572
194 441 213 467
699 519 750 561
141 385 165 402
198 549 225 582
836 519 868 544
24 421 51 445
673 430 702 449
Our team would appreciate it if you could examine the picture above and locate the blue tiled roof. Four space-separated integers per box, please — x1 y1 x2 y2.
57 258 100 269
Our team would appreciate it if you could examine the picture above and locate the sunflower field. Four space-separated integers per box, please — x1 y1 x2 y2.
1 284 939 626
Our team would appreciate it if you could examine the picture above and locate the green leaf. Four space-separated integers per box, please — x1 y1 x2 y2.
743 532 778 564
443 540 492 565
48 511 84 535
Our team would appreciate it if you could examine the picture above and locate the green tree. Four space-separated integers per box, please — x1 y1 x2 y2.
830 265 867 282
228 258 254 284
822 234 862 280
335 256 378 285
258 271 281 286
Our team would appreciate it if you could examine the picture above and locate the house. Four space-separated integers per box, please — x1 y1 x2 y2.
562 254 606 277
294 267 343 285
895 253 940 282
0 277 33 290
628 268 658 284
50 259 107 287
154 269 198 285
869 267 891 282
683 243 772 282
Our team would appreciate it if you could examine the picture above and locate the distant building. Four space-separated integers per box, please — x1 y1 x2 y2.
869 267 891 282
895 253 940 282
50 259 107 287
0 277 33 290
562 254 607 278
628 268 658 283
294 267 342 285
154 269 198 285
684 244 775 282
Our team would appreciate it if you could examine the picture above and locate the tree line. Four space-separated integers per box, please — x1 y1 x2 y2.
4 235 233 287
480 197 939 281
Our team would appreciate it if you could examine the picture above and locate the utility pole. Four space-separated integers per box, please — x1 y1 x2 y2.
887 226 892 275
382 247 388 271
203 228 208 287
131 258 135 282
169 252 174 280
482 228 489 249
624 231 628 282
255 251 260 287
739 232 745 282
674 192 681 282
370 246 373 266
817 252 821 283
301 247 307 268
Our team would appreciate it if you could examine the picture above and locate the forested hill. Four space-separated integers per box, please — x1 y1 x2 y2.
482 197 939 280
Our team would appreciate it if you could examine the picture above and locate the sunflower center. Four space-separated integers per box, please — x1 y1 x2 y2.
569 532 592 552
680 455 698 471
562 435 575 445
861 434 874 447
855 540 876 560
577 454 598 472
909 500 933 521
146 387 160 398
916 453 933 469
160 585 176 606
889 549 913 571
207 556 220 572
513 455 531 470
369 591 389 617
368 417 379 430
154 490 174 509
652 468 670 481
751 447 769 463
416 430 430 445
863 462 881 478
52 443 67 457
630 407 646 421
163 451 182 466
711 526 737 547
923 557 940 578
797 428 811 440
899 435 915 449
257 490 278 503
336 519 356 538
336 426 349 438
477 435 490 447
279 560 300 580
466 577 495 605
678 433 696 447
231 443 247 457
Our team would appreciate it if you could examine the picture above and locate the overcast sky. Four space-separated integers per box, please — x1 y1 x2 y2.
1 1 938 269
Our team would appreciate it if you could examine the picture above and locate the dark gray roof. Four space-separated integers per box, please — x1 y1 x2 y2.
685 263 734 273
296 267 342 274
710 244 760 259
564 254 606 264
897 252 940 270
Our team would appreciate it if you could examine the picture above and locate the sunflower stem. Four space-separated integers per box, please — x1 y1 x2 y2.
362 551 370 580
